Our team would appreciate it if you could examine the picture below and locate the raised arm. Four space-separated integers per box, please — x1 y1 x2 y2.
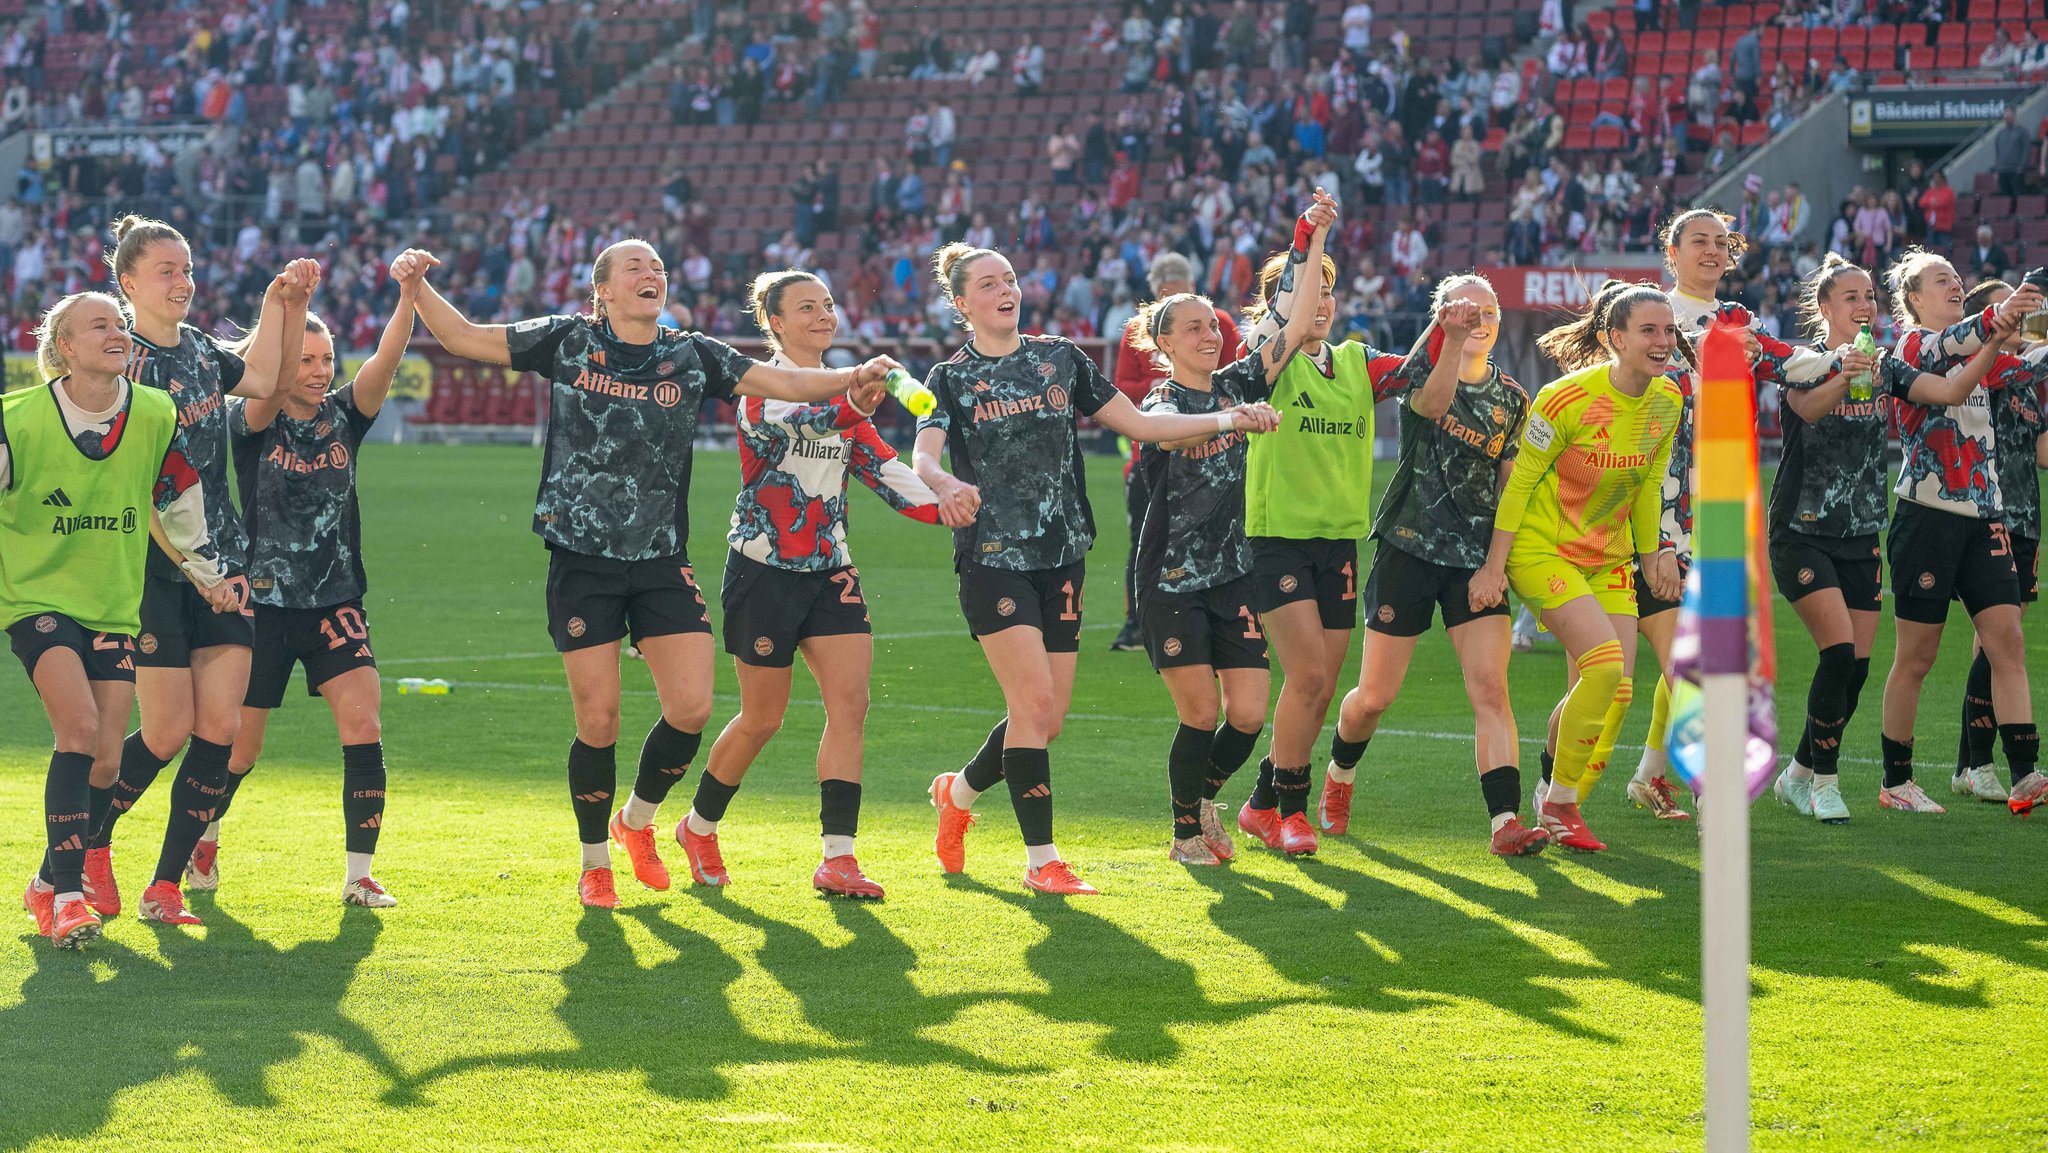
1090 390 1280 443
1408 299 1484 422
394 249 514 365
350 281 420 419
735 354 898 404
1901 338 2010 408
1241 187 1339 356
230 257 319 401
1246 191 1337 385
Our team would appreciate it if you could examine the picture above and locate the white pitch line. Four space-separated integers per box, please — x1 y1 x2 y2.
381 672 1886 767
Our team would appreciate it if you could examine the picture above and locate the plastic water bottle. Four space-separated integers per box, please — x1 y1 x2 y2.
1849 323 1876 402
397 678 453 695
397 678 425 695
883 368 936 416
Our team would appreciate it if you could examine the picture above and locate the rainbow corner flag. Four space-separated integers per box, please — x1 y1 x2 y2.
1667 322 1778 802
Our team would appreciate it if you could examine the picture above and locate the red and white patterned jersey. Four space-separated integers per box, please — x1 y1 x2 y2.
728 356 940 570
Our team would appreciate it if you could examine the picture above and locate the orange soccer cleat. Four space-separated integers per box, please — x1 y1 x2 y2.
812 855 885 899
676 820 730 886
609 810 672 890
138 880 202 925
578 866 620 909
929 773 976 874
1024 860 1098 895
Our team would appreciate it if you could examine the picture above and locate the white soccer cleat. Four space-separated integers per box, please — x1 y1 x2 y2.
1877 780 1946 814
1951 766 2009 803
1809 778 1850 824
341 877 398 908
1772 765 1814 815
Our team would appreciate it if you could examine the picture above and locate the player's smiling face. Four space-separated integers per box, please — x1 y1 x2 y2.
597 242 668 324
293 327 337 406
1442 282 1499 359
957 254 1021 336
1670 216 1731 297
61 296 134 378
1818 267 1878 340
1309 279 1336 343
123 239 195 326
1907 261 1964 329
1610 299 1679 378
1158 297 1222 376
774 279 838 359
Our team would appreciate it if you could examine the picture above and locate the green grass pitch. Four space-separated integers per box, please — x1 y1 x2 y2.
3 445 2045 1152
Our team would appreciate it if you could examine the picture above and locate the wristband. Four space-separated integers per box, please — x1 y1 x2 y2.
1292 216 1315 256
846 386 877 418
1214 410 1235 433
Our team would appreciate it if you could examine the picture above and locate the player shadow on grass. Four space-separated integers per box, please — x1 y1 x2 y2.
946 875 1287 1062
405 904 819 1103
1746 851 2048 1012
1192 850 1644 1045
703 894 1032 1077
0 905 410 1150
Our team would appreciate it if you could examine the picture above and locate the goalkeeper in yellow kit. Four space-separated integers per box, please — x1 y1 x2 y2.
1470 281 1686 852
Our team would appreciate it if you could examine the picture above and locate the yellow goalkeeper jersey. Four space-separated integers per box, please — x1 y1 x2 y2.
1493 362 1683 572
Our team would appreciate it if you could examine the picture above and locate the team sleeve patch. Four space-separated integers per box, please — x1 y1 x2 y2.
1522 412 1556 451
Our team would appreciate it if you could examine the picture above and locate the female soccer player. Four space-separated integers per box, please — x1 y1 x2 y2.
1326 276 1551 856
1871 251 2044 814
1944 278 2048 809
915 234 1284 895
1769 255 2006 824
1624 208 1837 820
1127 201 1324 864
393 241 903 908
682 270 941 899
1232 203 1413 853
195 282 423 906
7 292 233 947
1471 280 1685 852
91 217 314 929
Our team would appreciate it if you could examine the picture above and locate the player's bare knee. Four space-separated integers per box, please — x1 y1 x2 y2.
821 688 870 729
52 706 100 754
734 707 785 744
336 713 382 746
574 704 622 747
1225 701 1266 733
1464 674 1510 719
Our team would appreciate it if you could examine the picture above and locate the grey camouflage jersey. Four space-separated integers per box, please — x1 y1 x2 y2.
229 384 377 608
508 316 752 561
1371 358 1528 569
1134 356 1260 594
917 335 1120 571
128 323 248 578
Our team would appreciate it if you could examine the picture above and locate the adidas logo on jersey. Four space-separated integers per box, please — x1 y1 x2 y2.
1293 391 1317 410
42 489 72 507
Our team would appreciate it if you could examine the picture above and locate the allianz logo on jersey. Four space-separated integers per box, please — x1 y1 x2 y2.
42 489 137 534
1289 389 1369 439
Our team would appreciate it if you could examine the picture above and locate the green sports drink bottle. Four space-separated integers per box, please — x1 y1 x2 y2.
883 368 936 417
1849 323 1876 402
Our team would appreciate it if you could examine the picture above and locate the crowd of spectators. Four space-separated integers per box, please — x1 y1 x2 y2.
0 0 2039 379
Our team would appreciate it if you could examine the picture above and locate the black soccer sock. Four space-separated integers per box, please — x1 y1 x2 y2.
567 738 617 844
689 770 742 824
213 765 251 823
1880 734 1915 790
1002 747 1054 846
632 718 701 806
1206 722 1261 799
94 730 171 848
1247 755 1278 810
1794 729 1813 769
1999 723 2040 786
1540 748 1554 785
1806 643 1856 776
1169 723 1210 840
819 779 861 838
961 720 1009 793
44 751 93 893
1479 765 1522 819
1273 764 1312 819
1958 649 1997 773
154 737 230 885
86 782 115 848
1329 730 1369 771
1846 657 1871 722
342 742 387 855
